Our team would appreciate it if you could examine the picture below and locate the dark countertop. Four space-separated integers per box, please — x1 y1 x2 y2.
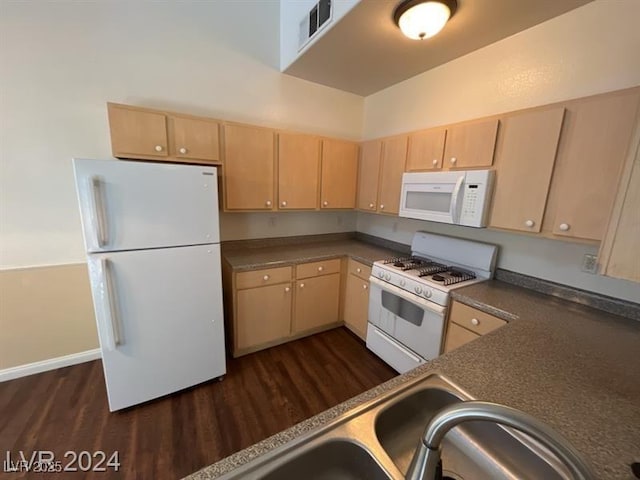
188 240 640 480
222 238 404 270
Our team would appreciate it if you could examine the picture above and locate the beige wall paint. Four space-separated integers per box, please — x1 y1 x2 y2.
359 1 640 302
0 264 98 369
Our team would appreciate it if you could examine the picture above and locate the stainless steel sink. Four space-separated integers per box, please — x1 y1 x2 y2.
216 374 574 480
258 440 391 480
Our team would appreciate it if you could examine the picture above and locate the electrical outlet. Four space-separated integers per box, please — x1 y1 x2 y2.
581 254 597 274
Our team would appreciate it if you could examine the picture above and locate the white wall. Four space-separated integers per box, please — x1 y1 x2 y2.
220 211 356 241
363 0 640 139
0 0 364 269
280 0 360 71
357 214 640 303
360 0 640 302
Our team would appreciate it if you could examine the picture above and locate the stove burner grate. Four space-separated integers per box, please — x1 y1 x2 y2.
430 268 477 286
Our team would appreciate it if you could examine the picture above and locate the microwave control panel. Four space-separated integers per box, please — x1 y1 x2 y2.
458 170 495 227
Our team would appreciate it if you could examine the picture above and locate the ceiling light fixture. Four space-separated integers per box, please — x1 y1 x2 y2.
393 0 458 40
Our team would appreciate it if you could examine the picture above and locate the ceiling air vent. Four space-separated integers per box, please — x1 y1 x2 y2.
298 0 332 51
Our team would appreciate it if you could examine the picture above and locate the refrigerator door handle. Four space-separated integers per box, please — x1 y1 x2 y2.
98 258 121 350
88 176 108 248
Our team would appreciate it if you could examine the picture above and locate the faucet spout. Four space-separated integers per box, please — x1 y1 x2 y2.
405 401 594 480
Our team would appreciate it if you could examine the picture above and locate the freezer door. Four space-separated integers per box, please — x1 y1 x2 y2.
73 158 219 253
87 244 226 411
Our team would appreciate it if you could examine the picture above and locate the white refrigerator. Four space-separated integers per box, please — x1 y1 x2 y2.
72 158 226 411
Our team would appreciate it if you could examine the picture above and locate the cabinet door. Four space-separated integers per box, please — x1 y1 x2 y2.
357 140 382 211
320 139 359 209
490 107 565 233
378 136 408 215
599 131 640 282
444 323 479 353
549 89 640 240
443 118 499 169
170 116 220 162
223 124 275 210
108 104 168 158
278 133 320 210
406 128 446 171
343 274 369 340
293 273 340 334
236 283 292 351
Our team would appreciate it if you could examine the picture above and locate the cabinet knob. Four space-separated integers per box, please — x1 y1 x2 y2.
318 266 324 272
263 275 270 281
525 220 535 228
432 159 438 166
356 268 362 273
363 284 368 290
471 318 480 326
154 145 164 152
284 287 290 292
559 223 570 231
299 283 305 288
323 201 328 207
450 157 457 164
265 200 272 207
369 203 375 209
281 201 287 207
178 147 188 154
380 204 385 210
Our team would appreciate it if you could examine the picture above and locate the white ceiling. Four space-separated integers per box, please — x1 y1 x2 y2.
284 0 593 96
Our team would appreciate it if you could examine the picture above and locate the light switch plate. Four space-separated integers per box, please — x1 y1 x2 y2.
581 254 597 274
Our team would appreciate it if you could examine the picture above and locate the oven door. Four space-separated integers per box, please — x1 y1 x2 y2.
367 276 446 364
399 171 465 224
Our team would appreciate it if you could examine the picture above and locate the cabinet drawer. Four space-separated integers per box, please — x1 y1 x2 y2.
236 266 292 290
348 259 372 280
449 301 506 336
296 258 341 279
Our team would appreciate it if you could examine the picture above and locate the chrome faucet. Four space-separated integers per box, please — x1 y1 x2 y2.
405 401 595 480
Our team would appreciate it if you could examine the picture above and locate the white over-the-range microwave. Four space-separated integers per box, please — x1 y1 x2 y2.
399 169 494 227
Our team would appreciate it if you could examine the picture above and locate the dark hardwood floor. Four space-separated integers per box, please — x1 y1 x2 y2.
0 328 396 479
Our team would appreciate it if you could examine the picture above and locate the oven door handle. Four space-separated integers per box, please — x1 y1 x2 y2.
369 276 446 315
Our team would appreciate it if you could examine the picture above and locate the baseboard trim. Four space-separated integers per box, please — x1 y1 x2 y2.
0 348 102 382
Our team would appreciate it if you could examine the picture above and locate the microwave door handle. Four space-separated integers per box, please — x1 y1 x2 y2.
449 175 465 223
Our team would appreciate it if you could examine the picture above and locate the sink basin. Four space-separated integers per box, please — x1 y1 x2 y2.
375 387 568 480
258 440 390 480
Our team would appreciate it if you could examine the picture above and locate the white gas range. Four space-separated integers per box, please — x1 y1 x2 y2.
366 232 498 373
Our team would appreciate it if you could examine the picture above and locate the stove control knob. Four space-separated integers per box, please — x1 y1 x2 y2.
384 273 391 281
378 271 384 279
423 288 432 298
415 286 423 294
399 279 406 287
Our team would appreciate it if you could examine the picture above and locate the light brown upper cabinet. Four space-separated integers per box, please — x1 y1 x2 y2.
599 124 640 282
108 103 169 159
357 140 382 211
278 133 320 210
320 139 359 209
378 135 408 215
107 103 221 164
406 127 446 171
490 107 565 233
545 88 640 241
443 118 499 169
223 123 275 211
169 115 220 162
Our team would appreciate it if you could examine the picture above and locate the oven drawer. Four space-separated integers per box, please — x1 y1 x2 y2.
366 324 425 374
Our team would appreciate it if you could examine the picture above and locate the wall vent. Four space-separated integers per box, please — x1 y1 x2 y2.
298 0 332 51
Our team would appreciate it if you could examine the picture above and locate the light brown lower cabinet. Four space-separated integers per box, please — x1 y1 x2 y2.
293 273 341 335
444 301 506 353
343 273 370 340
236 283 292 351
